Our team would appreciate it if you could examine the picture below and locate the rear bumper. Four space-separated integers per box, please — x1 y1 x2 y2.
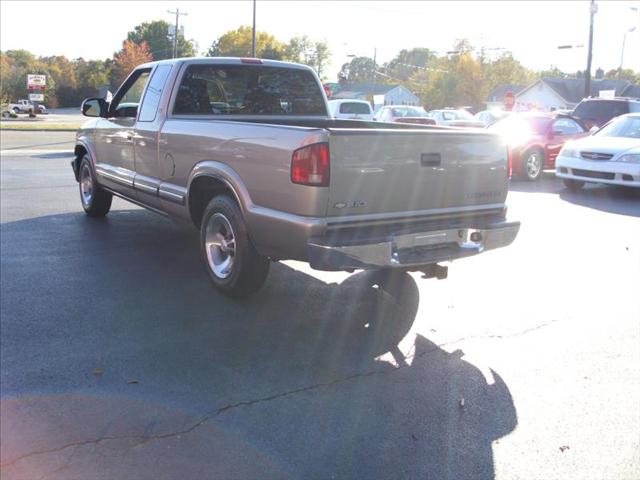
308 219 520 271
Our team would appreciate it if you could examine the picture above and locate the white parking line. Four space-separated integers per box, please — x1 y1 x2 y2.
0 149 73 156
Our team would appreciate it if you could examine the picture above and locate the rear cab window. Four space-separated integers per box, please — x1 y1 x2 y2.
172 64 326 116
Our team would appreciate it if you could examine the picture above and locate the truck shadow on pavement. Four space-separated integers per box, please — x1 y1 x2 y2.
1 209 517 479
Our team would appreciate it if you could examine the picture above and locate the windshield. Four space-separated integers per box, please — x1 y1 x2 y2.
391 106 428 117
595 115 640 139
573 100 629 120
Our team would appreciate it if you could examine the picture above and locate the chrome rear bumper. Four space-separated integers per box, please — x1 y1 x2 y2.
308 220 520 271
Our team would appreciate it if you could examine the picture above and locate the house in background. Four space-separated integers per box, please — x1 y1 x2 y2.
331 83 420 111
486 78 640 113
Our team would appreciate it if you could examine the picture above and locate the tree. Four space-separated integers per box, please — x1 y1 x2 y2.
206 26 285 59
339 56 377 83
127 20 196 60
383 48 436 81
113 41 152 86
283 36 331 80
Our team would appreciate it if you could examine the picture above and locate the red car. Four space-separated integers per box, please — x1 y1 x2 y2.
487 113 588 181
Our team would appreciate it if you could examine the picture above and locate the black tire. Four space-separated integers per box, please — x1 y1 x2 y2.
78 155 112 217
521 149 544 181
563 178 584 191
200 195 269 297
12 107 20 114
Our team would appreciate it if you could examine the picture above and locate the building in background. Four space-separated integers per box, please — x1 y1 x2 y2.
487 78 640 113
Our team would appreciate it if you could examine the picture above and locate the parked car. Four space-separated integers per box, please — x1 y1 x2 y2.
428 109 484 128
328 99 374 121
474 109 511 126
487 113 588 181
374 105 436 125
73 57 519 296
7 99 46 114
572 97 640 130
556 113 640 190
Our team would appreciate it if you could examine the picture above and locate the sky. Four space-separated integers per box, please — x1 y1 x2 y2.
1 0 639 82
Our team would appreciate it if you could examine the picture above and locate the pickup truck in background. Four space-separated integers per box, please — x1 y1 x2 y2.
8 99 46 114
73 57 519 296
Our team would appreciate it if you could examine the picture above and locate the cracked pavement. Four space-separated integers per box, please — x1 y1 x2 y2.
1 131 639 479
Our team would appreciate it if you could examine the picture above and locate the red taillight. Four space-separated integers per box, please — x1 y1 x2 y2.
507 147 513 178
291 143 330 186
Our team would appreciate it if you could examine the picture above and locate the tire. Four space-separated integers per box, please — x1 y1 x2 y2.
563 178 584 191
521 149 544 181
12 107 20 114
200 195 269 297
78 155 112 217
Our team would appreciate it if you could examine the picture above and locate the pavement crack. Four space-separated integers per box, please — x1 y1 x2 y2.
1 318 561 469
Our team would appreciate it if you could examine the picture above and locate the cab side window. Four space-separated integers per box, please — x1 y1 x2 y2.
110 69 151 118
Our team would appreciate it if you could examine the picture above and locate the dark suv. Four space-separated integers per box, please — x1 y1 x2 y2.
572 98 640 129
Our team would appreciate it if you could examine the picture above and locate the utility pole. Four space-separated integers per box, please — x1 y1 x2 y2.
252 0 257 57
372 47 377 83
584 0 597 98
167 8 188 59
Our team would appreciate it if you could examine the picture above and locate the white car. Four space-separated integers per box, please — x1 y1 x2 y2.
555 113 640 190
429 109 484 128
327 99 374 121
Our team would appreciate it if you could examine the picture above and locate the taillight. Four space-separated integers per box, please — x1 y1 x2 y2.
507 147 513 178
291 143 330 186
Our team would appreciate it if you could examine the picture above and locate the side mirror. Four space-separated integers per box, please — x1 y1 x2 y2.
81 97 107 118
589 126 599 135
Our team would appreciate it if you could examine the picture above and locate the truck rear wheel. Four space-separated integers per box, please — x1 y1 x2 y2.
200 195 269 297
79 155 112 217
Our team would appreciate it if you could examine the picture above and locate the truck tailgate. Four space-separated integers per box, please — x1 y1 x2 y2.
326 129 508 218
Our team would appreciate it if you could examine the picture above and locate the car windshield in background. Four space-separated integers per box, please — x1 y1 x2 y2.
451 110 474 120
596 115 640 139
173 64 326 115
339 102 371 114
392 107 428 117
573 100 629 119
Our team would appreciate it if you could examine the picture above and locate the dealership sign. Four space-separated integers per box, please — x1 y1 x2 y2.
29 93 45 101
27 74 46 90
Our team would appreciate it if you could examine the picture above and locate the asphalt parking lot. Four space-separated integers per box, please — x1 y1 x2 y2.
1 130 639 480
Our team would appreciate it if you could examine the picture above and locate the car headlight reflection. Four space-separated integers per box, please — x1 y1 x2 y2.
616 154 640 164
560 148 580 158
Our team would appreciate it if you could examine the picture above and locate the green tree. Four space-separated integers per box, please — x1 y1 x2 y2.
283 36 331 80
383 48 436 81
127 20 196 60
206 26 285 59
339 56 377 83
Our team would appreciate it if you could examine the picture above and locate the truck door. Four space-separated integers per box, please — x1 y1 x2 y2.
132 64 174 209
94 68 151 198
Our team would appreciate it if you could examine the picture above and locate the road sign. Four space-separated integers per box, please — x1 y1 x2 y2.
27 74 46 88
29 93 44 101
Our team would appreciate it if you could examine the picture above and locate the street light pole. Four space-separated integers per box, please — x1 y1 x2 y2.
584 0 597 98
252 0 257 57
